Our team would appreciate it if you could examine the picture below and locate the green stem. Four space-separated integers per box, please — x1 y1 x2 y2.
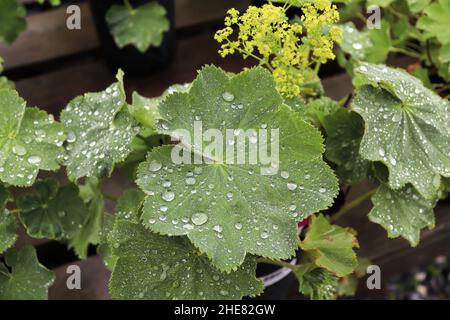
390 47 421 59
331 189 377 222
257 257 296 270
9 208 20 214
124 0 135 15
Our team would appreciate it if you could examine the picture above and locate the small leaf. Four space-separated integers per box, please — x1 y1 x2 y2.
339 22 391 64
106 1 170 53
0 184 16 254
61 71 139 180
97 213 117 271
17 178 89 240
130 84 190 130
369 184 436 246
293 263 338 300
0 246 54 300
367 0 395 6
0 89 65 187
323 108 370 185
109 220 263 300
352 63 450 199
137 66 338 272
0 0 26 44
299 214 359 277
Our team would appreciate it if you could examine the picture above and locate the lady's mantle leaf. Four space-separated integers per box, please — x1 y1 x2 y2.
115 189 145 223
299 214 359 277
106 1 170 53
323 108 370 185
17 179 89 240
130 84 191 130
0 0 26 44
352 63 450 199
61 71 139 180
109 221 263 300
0 89 65 186
0 246 54 300
0 184 16 254
369 185 436 246
293 263 338 300
417 0 450 46
137 66 338 272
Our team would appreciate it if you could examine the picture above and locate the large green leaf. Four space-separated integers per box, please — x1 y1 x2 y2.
69 178 104 259
136 66 338 272
323 108 370 185
17 179 89 240
61 71 139 180
352 63 450 199
0 89 65 186
293 263 338 300
109 220 263 300
417 0 450 45
0 246 54 300
299 214 359 277
0 0 26 44
369 184 436 246
0 184 16 254
106 1 170 53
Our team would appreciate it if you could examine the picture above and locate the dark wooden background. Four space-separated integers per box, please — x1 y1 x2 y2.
0 0 449 300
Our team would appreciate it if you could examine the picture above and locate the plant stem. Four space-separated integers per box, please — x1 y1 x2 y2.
331 189 377 222
257 257 297 270
9 208 20 214
124 0 135 15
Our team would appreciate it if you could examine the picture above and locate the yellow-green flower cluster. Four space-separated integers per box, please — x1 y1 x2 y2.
215 1 342 97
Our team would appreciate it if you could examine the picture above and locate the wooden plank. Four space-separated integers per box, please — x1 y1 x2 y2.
49 255 111 300
14 32 251 114
1 0 251 70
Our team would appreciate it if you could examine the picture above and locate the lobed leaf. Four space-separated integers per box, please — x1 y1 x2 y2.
17 178 89 240
0 246 54 300
299 214 359 277
105 1 170 53
293 263 338 300
109 220 263 300
0 0 26 44
352 62 450 199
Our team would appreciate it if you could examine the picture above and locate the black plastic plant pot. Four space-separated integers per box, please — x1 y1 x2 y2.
89 0 175 76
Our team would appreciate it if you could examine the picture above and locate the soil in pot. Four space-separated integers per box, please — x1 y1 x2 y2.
90 0 175 76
